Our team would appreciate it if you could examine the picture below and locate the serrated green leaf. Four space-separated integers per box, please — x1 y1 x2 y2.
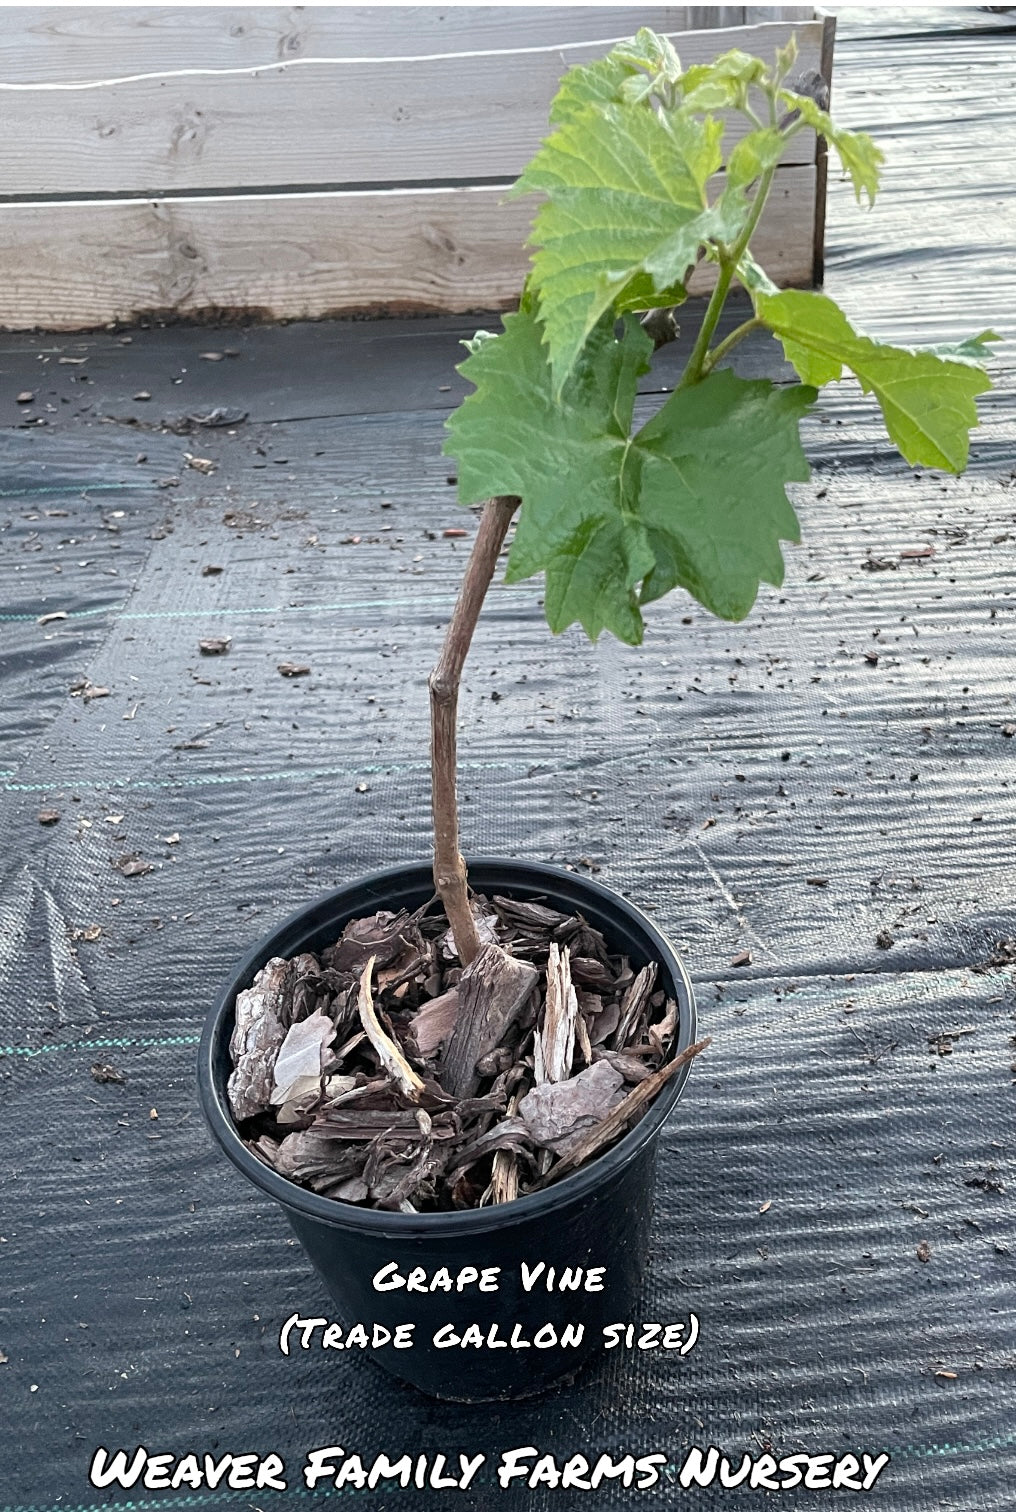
540 30 683 127
514 104 734 393
755 289 992 471
619 71 665 106
725 127 786 192
611 272 688 315
613 27 683 81
775 35 799 83
778 91 883 203
679 49 770 111
515 100 717 198
681 49 768 94
636 372 814 619
547 53 637 127
445 310 655 641
460 329 498 356
923 331 1002 364
445 308 815 643
541 505 657 646
679 80 740 111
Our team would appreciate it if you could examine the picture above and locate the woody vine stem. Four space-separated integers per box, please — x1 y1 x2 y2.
429 494 519 965
427 177 778 965
430 35 991 961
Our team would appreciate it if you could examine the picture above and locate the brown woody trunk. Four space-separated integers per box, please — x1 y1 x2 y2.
428 495 519 964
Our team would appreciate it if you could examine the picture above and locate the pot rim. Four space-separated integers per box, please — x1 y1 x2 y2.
197 857 698 1237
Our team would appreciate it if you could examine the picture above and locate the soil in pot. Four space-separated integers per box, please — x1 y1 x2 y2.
226 887 707 1211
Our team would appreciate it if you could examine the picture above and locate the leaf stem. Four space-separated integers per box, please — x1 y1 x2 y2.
701 316 764 375
429 495 519 964
678 257 735 389
679 164 778 388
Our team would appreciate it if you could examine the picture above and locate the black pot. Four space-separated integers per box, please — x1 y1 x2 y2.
198 858 697 1402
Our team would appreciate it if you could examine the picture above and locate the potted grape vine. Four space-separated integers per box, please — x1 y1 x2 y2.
198 31 993 1402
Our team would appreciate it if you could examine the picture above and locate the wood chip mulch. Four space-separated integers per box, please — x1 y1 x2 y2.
227 893 708 1212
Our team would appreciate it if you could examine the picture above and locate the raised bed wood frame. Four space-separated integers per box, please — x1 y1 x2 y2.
0 6 835 330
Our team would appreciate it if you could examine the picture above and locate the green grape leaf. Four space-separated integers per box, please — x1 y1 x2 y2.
618 72 665 106
923 331 1002 364
777 91 883 203
548 29 683 124
445 310 654 643
735 249 779 297
548 53 637 126
613 27 683 81
611 272 689 315
513 103 738 394
680 49 768 98
635 373 814 620
755 289 992 471
774 35 799 83
445 308 815 644
725 126 786 192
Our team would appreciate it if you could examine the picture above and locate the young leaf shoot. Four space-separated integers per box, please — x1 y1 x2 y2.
444 29 994 647
433 28 994 954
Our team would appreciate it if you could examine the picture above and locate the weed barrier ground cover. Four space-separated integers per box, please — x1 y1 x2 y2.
1 11 1014 1509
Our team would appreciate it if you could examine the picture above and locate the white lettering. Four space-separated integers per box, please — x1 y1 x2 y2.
143 1455 174 1490
497 1447 539 1488
303 1446 345 1489
89 1447 147 1489
635 1454 667 1490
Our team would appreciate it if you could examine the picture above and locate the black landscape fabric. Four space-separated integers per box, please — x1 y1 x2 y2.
1 9 1014 1511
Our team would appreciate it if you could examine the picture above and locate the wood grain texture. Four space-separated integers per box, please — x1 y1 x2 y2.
0 8 737 81
440 943 538 1099
0 170 817 329
0 21 823 195
811 11 838 285
744 5 822 22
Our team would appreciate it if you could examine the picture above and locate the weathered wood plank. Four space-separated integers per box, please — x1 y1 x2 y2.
0 22 823 196
744 6 821 22
812 13 838 285
0 169 817 330
0 8 740 82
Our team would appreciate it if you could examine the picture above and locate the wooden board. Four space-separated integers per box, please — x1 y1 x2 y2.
744 6 821 22
0 7 829 327
0 170 816 330
0 9 756 82
0 21 824 196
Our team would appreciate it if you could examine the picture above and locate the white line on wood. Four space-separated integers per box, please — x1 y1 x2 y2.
0 22 803 89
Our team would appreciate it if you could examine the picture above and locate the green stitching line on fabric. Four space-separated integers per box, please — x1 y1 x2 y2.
0 484 134 499
4 758 527 795
0 603 118 624
0 1481 371 1512
0 1491 362 1512
1 1034 201 1061
0 588 537 624
0 1495 359 1512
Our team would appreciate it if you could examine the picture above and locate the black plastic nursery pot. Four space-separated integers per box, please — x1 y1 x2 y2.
198 858 698 1402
